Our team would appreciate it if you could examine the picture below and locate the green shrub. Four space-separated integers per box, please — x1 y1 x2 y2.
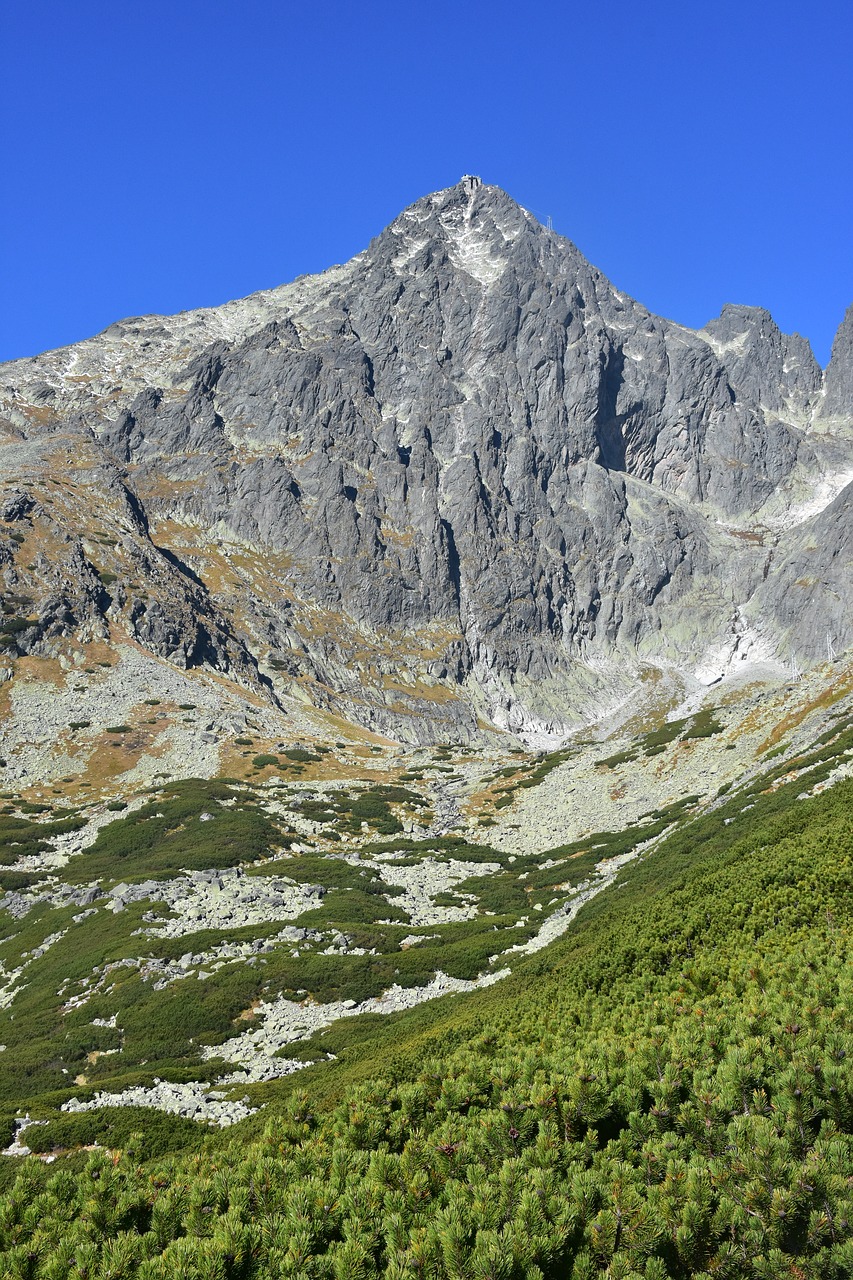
2 773 852 1277
63 780 290 882
682 707 724 739
24 1107 203 1159
251 754 279 769
598 748 638 769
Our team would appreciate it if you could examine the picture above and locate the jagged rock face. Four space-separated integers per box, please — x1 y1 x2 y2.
823 304 853 421
701 304 822 421
0 179 851 740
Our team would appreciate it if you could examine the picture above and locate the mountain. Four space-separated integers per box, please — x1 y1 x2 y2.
1 180 853 1276
1 176 851 747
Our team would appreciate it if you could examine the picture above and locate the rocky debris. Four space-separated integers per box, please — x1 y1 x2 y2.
160 829 666 1097
1 879 109 921
62 1081 257 1128
354 853 500 926
427 776 467 834
2 1115 49 1158
138 868 325 937
204 968 513 1085
71 885 103 906
105 880 159 913
189 829 671 1095
1 644 228 789
135 925 360 990
54 966 525 1121
488 657 853 856
120 847 505 936
0 890 44 921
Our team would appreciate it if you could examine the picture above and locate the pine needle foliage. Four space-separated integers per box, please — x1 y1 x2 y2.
1 764 852 1276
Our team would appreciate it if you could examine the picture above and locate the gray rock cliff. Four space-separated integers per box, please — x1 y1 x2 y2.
822 304 853 422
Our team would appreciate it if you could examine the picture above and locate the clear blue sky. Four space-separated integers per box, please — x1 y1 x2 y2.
2 1 852 365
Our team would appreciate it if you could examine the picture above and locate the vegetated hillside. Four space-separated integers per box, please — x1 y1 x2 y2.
1 716 851 1278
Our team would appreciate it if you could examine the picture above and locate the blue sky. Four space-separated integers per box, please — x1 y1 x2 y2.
2 1 852 364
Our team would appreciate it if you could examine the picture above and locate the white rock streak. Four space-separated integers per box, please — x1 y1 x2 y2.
62 1081 257 1128
203 967 512 1085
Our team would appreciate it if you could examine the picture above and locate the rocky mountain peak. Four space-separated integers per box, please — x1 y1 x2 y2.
0 181 850 744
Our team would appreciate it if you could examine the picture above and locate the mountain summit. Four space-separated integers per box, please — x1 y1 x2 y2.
1 178 851 741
